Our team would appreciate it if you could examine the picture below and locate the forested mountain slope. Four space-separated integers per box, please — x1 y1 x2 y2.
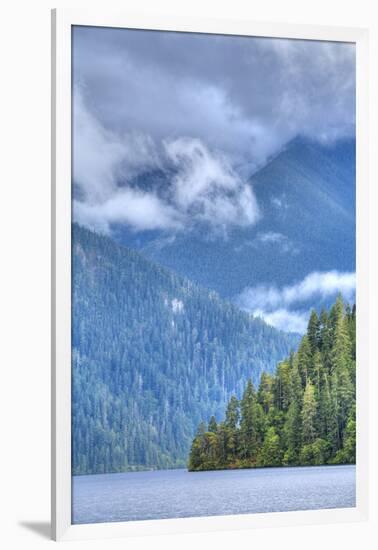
72 224 299 474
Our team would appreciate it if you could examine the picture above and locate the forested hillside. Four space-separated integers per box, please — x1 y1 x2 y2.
189 297 356 470
72 224 299 474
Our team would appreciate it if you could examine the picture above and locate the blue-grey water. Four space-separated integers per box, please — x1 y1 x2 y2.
72 464 355 524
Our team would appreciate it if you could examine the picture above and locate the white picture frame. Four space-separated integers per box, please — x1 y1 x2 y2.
51 8 370 541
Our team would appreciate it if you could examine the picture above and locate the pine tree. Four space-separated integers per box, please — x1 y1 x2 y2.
341 405 356 463
257 372 274 414
317 371 337 456
225 396 240 429
297 335 312 386
274 360 292 412
301 381 317 445
283 359 302 464
223 396 240 462
239 380 264 462
188 423 206 470
331 302 354 439
307 310 320 354
208 416 218 433
258 427 282 467
216 422 229 466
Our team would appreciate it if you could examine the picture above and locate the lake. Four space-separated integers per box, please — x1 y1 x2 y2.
72 464 355 524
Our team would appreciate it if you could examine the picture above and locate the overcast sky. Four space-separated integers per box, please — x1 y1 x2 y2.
73 26 355 163
72 26 355 235
72 26 355 332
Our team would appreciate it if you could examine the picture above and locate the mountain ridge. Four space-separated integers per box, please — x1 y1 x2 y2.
109 137 355 303
72 224 299 474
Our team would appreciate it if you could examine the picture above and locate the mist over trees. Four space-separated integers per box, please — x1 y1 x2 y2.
189 297 356 471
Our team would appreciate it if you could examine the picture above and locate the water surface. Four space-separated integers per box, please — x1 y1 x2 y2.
72 464 355 524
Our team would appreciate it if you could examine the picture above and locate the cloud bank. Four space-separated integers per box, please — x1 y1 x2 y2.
73 88 259 234
73 27 355 169
72 28 355 236
236 270 356 333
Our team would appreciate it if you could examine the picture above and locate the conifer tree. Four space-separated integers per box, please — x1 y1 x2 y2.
257 372 274 414
297 335 312 386
208 416 218 433
239 380 264 461
283 359 302 464
259 427 282 466
225 396 240 429
307 310 320 354
302 381 317 445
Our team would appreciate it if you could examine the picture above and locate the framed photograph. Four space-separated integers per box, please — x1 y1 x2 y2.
51 9 369 541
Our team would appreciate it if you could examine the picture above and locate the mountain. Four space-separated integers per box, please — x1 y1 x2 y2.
112 137 355 300
72 224 299 474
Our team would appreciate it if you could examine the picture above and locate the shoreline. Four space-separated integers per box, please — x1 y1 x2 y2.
72 462 356 478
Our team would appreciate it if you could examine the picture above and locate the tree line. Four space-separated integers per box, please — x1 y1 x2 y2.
189 296 356 471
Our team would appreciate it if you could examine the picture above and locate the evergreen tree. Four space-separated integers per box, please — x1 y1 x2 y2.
307 310 320 354
274 360 292 412
208 416 218 433
302 381 317 445
297 336 312 386
225 396 240 429
283 359 302 464
340 406 356 463
331 303 354 440
257 372 274 414
239 380 264 462
258 427 282 467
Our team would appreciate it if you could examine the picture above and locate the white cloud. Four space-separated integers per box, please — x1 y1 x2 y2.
73 88 160 203
236 270 356 333
73 189 182 234
253 308 309 334
238 270 356 311
165 137 260 228
73 89 260 235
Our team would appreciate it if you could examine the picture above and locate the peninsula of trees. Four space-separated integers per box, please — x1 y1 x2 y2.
189 297 356 471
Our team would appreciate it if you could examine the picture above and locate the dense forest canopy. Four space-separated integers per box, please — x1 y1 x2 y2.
72 224 299 475
189 297 356 471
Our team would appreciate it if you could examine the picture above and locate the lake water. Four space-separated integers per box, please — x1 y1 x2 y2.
72 464 355 524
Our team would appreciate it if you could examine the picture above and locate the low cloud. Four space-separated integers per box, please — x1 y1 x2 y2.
165 137 259 228
73 88 260 235
237 270 356 310
73 189 182 234
236 270 356 333
253 308 310 334
235 232 298 255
